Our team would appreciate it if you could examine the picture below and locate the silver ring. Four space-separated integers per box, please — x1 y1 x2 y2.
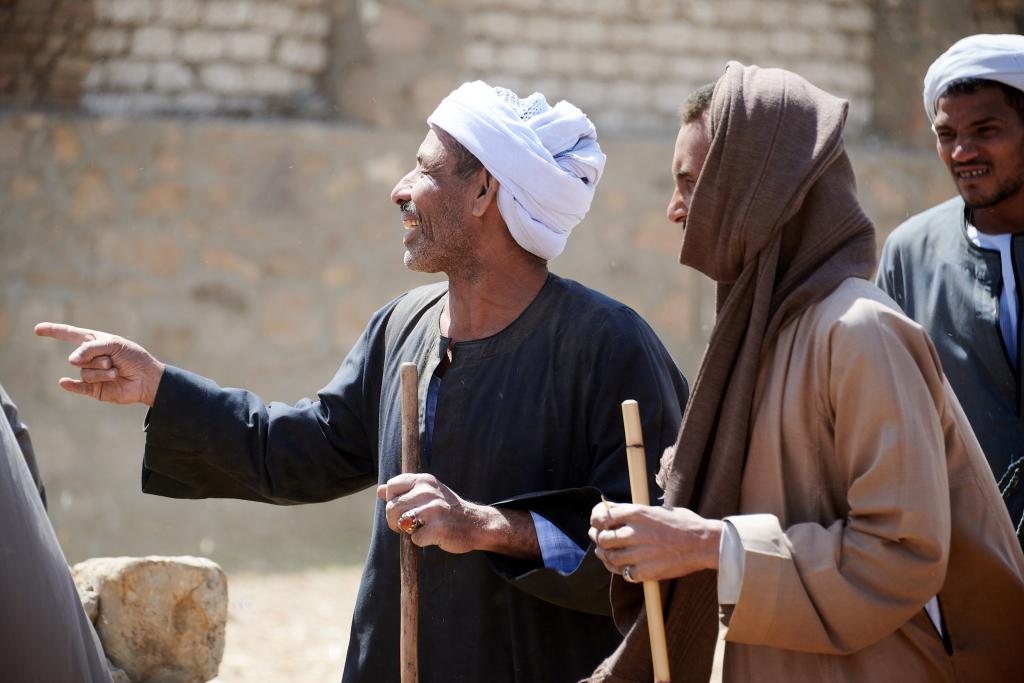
622 565 639 583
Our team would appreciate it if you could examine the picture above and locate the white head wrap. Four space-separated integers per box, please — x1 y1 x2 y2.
923 33 1024 122
427 81 606 261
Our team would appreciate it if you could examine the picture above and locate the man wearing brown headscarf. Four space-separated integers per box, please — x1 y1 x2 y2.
587 63 1024 682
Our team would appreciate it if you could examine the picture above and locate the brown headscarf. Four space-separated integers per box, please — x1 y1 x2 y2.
587 63 877 682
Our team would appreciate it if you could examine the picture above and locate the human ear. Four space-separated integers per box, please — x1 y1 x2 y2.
471 170 499 218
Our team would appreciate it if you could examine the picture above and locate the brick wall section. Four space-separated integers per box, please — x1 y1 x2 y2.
0 0 97 109
462 0 875 134
82 0 331 115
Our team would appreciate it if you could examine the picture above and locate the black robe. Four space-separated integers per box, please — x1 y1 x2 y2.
142 273 689 683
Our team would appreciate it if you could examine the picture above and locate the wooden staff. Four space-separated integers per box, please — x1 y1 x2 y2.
400 362 420 683
621 399 671 683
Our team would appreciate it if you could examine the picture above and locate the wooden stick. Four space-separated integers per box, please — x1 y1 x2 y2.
621 399 671 683
399 362 420 683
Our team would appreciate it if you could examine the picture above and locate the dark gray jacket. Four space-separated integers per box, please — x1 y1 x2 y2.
0 383 112 682
876 197 1024 533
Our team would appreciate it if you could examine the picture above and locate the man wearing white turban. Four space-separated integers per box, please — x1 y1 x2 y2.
35 82 689 682
877 34 1024 544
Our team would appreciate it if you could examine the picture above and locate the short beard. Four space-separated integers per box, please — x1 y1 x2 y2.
964 171 1024 209
962 141 1024 210
404 193 479 279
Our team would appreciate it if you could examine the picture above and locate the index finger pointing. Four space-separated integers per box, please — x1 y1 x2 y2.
34 322 97 345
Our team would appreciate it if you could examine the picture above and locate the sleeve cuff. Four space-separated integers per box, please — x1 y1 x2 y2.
530 510 586 574
718 518 745 605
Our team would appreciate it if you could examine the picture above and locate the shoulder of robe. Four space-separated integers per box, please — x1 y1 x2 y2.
813 279 941 370
881 195 964 258
369 281 448 326
548 274 660 340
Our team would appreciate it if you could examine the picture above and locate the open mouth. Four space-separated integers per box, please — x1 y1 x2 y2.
955 167 989 180
402 218 420 230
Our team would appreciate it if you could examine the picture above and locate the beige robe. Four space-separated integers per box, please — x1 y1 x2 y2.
722 277 1024 682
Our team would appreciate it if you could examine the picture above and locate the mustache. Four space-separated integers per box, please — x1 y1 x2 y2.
400 201 419 218
951 161 990 171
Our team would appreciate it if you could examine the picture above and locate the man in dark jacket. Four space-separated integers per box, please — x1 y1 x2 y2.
0 383 112 682
876 34 1024 540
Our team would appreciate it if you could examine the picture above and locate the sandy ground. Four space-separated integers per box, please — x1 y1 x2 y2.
212 566 723 683
212 567 362 683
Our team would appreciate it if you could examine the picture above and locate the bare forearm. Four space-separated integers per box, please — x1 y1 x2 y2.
471 505 541 561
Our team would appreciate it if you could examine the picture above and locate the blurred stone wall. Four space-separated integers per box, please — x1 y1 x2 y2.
1 0 331 116
0 111 953 568
463 0 874 134
1 0 1020 570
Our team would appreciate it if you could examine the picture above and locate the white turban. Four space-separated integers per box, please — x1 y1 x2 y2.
923 33 1024 122
427 81 605 261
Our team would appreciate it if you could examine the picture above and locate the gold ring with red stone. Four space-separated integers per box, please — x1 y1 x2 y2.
398 510 424 534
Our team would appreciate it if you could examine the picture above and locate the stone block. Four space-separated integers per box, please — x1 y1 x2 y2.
178 30 225 60
249 2 296 31
88 29 129 56
565 78 605 108
499 44 540 75
133 26 177 57
567 20 607 47
95 0 154 24
829 63 871 94
613 23 652 49
292 10 329 36
468 11 521 40
249 63 304 94
548 0 587 12
587 51 620 78
625 51 665 78
106 59 150 88
226 31 272 61
204 0 252 27
72 556 227 683
607 80 651 109
796 2 832 28
202 246 261 283
200 63 245 93
847 34 871 61
749 0 790 26
668 56 721 83
276 37 326 71
365 5 431 54
543 48 581 76
650 21 694 51
53 55 94 81
654 82 691 114
71 167 115 218
591 0 629 16
833 4 873 33
523 16 560 44
52 124 82 164
769 29 815 57
159 0 201 26
79 585 99 623
153 60 193 91
464 41 495 71
176 91 220 111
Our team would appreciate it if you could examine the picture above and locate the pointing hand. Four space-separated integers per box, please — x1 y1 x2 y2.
35 322 165 406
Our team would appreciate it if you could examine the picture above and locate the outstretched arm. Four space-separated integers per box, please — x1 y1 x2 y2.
34 322 165 406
